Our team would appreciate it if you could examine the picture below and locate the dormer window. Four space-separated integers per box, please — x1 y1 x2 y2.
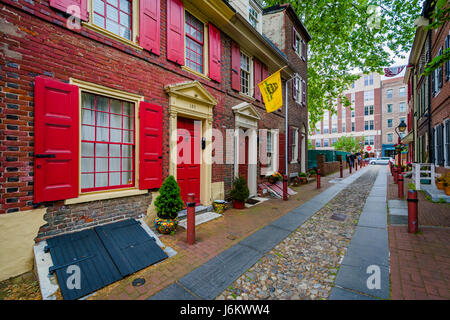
249 4 259 29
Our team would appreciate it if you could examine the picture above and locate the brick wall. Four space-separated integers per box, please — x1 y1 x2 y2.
0 1 294 237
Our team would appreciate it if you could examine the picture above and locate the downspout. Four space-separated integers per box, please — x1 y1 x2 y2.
427 29 432 164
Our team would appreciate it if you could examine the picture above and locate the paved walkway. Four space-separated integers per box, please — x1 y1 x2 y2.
88 168 357 300
149 167 372 300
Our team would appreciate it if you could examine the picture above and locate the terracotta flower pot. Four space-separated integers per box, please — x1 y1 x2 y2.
436 181 444 190
445 186 450 196
233 200 245 209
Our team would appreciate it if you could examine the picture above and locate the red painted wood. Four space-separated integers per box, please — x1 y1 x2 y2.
49 0 88 21
140 0 160 55
139 102 163 189
288 126 293 163
166 0 184 65
231 41 240 91
208 23 221 82
34 76 79 203
238 134 249 184
253 58 262 101
176 117 200 205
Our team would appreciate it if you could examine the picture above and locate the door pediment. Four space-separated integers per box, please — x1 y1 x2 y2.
232 102 261 121
165 81 218 107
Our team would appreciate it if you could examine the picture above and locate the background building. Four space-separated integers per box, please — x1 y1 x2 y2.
381 76 408 158
310 72 382 156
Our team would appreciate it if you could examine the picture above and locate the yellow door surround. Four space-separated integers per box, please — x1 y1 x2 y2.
164 81 218 205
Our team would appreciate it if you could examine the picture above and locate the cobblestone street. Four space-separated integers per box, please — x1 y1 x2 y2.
218 167 380 300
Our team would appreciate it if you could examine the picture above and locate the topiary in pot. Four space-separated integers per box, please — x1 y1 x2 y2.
230 176 249 209
154 175 185 234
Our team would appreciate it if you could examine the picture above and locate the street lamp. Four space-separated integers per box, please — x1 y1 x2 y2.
395 120 407 169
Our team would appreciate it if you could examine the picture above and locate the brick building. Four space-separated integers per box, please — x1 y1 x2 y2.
381 76 408 158
309 72 382 157
0 0 310 278
403 0 449 174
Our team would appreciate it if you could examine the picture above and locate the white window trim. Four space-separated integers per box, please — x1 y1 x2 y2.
66 78 146 205
248 1 261 30
291 128 299 163
239 50 254 98
293 29 302 58
265 129 279 176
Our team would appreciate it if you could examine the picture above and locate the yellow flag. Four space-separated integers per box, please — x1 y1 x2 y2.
258 69 283 113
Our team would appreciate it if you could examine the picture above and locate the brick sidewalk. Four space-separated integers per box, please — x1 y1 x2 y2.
88 169 355 300
389 226 450 300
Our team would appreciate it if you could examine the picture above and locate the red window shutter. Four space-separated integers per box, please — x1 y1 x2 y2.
279 133 285 174
208 23 221 82
253 58 262 100
262 64 268 81
34 76 79 203
140 0 160 55
298 131 303 164
139 102 163 190
292 27 296 50
231 41 241 91
167 0 184 65
288 126 293 163
49 0 88 21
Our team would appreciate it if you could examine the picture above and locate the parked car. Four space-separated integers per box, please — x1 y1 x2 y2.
369 157 393 165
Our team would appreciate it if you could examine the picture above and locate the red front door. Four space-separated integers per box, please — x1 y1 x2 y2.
177 117 201 205
238 134 249 184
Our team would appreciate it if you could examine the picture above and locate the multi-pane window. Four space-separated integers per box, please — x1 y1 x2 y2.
331 138 337 146
267 131 273 170
292 128 298 162
315 140 321 147
295 77 302 102
323 124 329 134
364 74 373 86
240 52 251 95
93 0 132 40
351 93 355 103
387 119 393 128
351 122 355 131
342 122 346 132
365 136 374 145
315 123 321 134
351 110 355 118
387 89 393 99
387 104 393 113
81 92 135 192
364 120 374 130
332 122 338 133
323 139 329 147
293 30 302 57
399 102 406 113
387 133 393 143
399 87 406 97
364 90 374 101
364 105 374 115
249 5 259 29
185 11 204 73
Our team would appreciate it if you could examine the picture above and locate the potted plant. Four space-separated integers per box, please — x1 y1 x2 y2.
213 200 227 214
308 169 317 178
268 171 282 184
436 175 444 190
230 176 249 209
154 175 185 234
292 177 301 187
298 172 308 184
444 175 450 196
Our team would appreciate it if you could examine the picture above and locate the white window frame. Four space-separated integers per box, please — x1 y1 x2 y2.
387 89 393 99
291 127 299 163
399 87 406 98
387 133 393 143
293 29 302 58
399 102 406 113
239 50 253 97
248 2 260 30
265 130 278 175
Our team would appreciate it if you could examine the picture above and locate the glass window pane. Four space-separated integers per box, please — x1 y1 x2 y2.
123 102 132 116
93 0 105 15
111 114 121 129
107 0 118 6
109 172 121 186
110 144 121 157
81 158 94 173
111 129 122 143
82 108 95 125
120 0 130 13
109 157 121 171
82 142 94 157
106 5 118 22
81 173 94 189
120 26 131 40
122 145 132 157
93 13 105 28
95 143 108 157
82 92 95 109
122 158 132 171
122 171 132 185
106 19 119 35
123 130 133 143
96 96 109 112
96 127 109 142
82 125 95 141
95 173 108 188
95 157 108 172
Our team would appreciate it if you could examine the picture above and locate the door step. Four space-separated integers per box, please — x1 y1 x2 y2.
178 211 222 229
177 205 213 219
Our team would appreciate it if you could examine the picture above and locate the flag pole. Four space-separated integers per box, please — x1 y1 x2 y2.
285 72 298 179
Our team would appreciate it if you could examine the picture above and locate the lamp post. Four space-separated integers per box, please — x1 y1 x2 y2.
395 120 407 170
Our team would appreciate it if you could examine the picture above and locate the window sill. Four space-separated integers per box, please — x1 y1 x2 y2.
64 188 148 205
82 23 143 51
239 92 256 101
181 66 210 81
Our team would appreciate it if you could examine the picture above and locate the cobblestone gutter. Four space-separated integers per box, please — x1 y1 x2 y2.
218 168 379 300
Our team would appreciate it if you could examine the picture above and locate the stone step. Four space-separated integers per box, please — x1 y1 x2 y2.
178 205 213 219
178 211 222 229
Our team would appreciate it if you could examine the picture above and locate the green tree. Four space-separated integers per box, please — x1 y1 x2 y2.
333 136 364 152
264 0 424 130
154 176 185 220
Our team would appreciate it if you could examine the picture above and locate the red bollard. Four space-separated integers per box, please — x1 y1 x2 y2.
316 169 321 189
407 190 418 233
398 173 404 198
186 193 196 245
283 174 288 201
339 161 343 178
349 162 352 174
355 161 358 171
394 167 398 184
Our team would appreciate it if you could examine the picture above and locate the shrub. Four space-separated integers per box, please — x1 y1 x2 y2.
154 176 185 220
230 176 250 202
298 172 307 177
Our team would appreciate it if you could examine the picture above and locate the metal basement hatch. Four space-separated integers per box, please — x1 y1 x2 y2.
45 219 168 300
